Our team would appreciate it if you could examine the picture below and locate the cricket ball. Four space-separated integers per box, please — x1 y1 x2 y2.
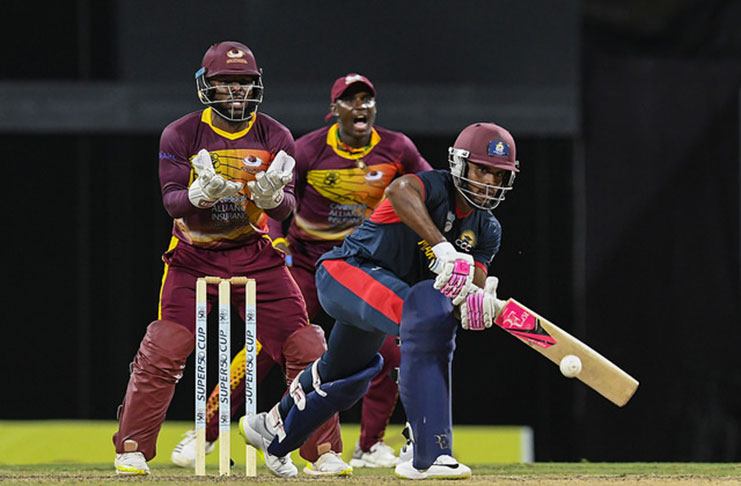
559 354 582 378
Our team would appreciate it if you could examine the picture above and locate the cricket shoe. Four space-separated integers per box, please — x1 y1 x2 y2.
171 429 216 468
239 413 298 478
399 422 414 464
399 442 414 464
114 451 150 475
350 441 399 468
395 454 471 480
303 451 353 476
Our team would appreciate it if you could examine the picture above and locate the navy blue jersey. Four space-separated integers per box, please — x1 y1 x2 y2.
317 170 501 285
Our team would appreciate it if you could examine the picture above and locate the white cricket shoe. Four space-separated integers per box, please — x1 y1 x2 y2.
395 454 471 480
399 441 414 463
171 429 216 468
239 413 298 478
303 451 353 476
350 441 399 468
114 451 150 475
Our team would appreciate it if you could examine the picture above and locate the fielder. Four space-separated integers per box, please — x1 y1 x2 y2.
270 73 432 470
239 122 520 479
112 41 336 477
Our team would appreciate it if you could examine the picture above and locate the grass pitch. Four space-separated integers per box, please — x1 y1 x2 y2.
0 421 738 485
1 462 739 485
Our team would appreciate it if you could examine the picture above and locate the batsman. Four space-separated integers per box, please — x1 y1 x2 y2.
239 122 520 479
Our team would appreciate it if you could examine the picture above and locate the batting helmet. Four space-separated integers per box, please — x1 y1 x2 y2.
195 41 264 122
448 122 519 210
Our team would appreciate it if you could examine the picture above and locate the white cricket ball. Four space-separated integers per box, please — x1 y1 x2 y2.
559 354 582 378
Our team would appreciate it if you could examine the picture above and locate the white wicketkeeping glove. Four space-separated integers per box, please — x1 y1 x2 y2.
429 241 475 305
247 150 295 209
459 276 506 330
188 149 244 208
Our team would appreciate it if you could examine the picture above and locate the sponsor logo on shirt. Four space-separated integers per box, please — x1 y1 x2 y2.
455 230 476 251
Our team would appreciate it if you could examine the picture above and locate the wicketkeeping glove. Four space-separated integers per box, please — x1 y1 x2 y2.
247 150 295 209
429 241 475 305
188 149 244 208
460 276 506 330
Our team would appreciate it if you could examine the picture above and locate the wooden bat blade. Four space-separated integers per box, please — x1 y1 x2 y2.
494 299 639 407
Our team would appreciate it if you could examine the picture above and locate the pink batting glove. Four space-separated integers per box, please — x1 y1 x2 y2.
462 291 486 330
439 259 471 299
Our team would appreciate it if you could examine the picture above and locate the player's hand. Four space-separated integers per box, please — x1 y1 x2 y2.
188 149 244 208
429 241 475 305
460 276 506 330
247 150 295 209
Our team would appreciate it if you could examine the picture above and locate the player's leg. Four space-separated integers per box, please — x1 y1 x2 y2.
241 322 387 457
287 246 355 473
351 334 401 468
237 240 344 476
317 257 407 468
240 257 410 468
282 323 349 476
286 256 409 412
113 265 197 475
394 280 471 480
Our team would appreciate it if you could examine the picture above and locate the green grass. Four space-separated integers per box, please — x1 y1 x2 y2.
0 420 531 466
0 462 739 485
0 421 738 485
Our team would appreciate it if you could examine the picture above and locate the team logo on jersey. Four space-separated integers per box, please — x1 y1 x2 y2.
323 172 341 187
242 155 264 168
488 140 510 157
455 230 476 251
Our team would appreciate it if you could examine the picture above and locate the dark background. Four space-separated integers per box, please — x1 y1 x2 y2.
2 0 739 462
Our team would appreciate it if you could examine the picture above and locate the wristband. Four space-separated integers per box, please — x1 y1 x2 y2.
431 241 456 260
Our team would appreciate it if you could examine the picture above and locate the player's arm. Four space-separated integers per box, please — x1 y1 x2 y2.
251 134 298 220
471 266 487 288
384 174 443 247
160 151 196 218
159 128 226 217
187 149 244 209
385 175 476 303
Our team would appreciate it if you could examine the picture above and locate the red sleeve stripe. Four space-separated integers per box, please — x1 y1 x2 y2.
369 174 425 224
321 259 404 325
475 261 488 274
369 198 401 223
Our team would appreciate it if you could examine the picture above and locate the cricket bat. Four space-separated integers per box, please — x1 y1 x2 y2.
493 298 639 407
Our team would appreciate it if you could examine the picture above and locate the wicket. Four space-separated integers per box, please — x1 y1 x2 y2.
194 276 257 476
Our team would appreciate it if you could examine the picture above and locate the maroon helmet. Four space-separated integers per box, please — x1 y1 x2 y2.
448 122 520 210
195 41 264 122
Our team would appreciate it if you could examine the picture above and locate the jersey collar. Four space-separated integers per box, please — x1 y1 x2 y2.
326 124 381 160
201 108 256 140
455 200 473 218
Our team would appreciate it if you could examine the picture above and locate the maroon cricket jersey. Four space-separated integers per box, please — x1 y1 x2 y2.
159 108 295 249
287 123 431 259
